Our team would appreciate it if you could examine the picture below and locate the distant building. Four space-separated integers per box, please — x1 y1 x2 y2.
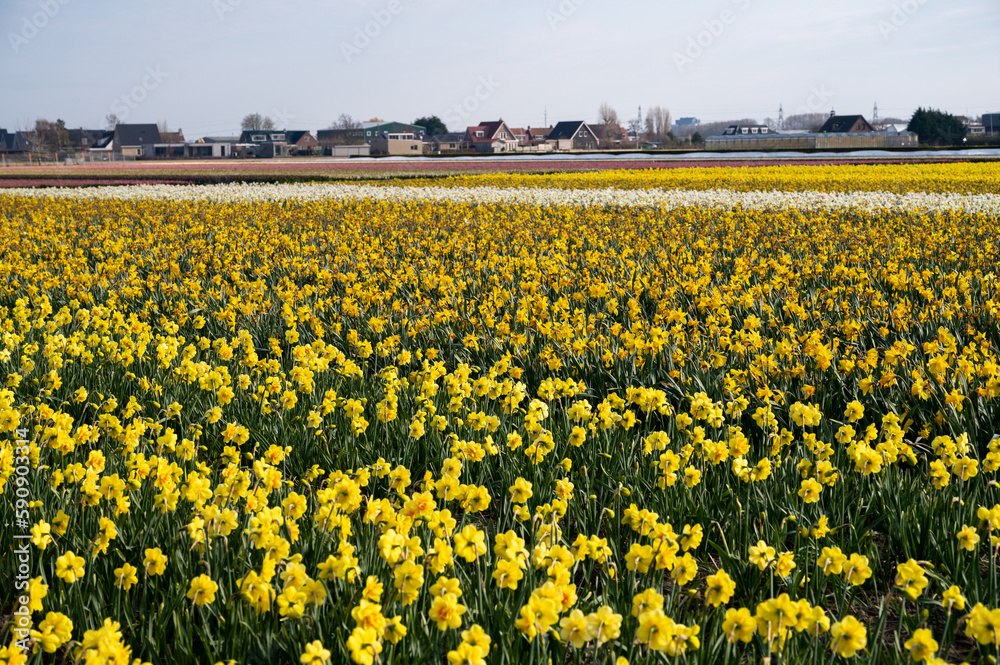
370 132 425 156
676 117 701 126
547 121 600 150
316 127 366 146
721 124 771 136
430 132 469 153
238 130 289 157
360 121 425 141
328 145 370 157
818 114 875 133
281 130 319 155
705 130 917 150
527 127 553 143
185 139 233 158
465 120 519 153
982 113 1000 135
84 124 161 158
0 129 29 155
318 121 425 148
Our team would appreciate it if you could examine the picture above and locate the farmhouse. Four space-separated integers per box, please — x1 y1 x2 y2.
547 121 600 150
117 124 161 158
281 130 320 155
818 114 875 133
238 130 290 157
0 129 29 155
465 120 519 153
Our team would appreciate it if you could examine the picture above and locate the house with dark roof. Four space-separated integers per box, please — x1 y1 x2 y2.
818 114 875 133
86 131 115 157
547 121 600 150
238 130 290 157
283 130 319 155
0 129 29 155
721 124 772 136
114 124 161 157
464 120 519 153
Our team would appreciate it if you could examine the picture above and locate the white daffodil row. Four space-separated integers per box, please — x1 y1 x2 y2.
5 182 1000 213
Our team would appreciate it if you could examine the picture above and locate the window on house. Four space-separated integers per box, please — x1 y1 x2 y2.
411 145 418 150
251 134 266 142
271 134 284 141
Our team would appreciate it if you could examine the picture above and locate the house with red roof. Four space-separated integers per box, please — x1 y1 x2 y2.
464 120 519 153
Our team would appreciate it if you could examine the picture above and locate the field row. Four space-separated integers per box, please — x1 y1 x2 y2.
6 181 1000 214
387 162 1000 194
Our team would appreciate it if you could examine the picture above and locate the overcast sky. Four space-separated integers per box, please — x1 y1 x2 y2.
3 0 999 136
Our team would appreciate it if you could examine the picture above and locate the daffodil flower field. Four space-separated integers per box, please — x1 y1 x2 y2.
1 163 1000 664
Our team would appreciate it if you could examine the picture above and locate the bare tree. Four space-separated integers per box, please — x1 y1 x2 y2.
327 114 365 145
104 113 120 130
595 103 622 145
157 120 170 134
32 118 70 159
332 114 362 131
644 106 672 142
241 113 276 131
